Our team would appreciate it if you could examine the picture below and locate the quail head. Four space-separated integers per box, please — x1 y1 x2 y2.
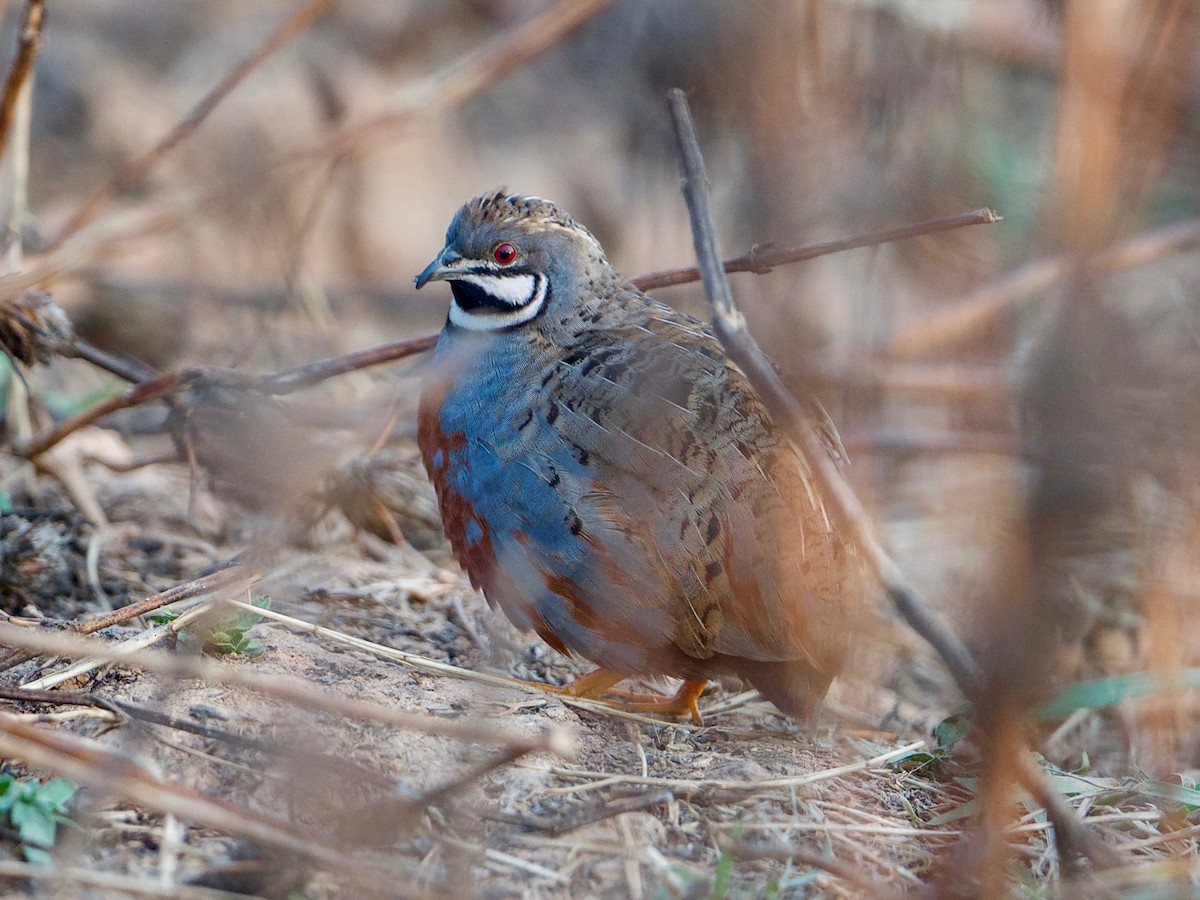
415 189 860 722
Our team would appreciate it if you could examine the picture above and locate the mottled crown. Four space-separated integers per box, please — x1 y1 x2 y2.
458 188 603 249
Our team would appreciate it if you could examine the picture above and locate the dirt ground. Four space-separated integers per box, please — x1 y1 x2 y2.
2 457 965 898
0 434 1192 898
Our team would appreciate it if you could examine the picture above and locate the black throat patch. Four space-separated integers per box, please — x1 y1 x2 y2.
450 277 521 312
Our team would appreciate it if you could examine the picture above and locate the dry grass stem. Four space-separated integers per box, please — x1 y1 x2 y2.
529 739 924 794
0 622 572 753
225 599 707 728
0 713 350 868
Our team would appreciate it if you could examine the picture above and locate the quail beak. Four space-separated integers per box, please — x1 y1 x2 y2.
414 247 464 289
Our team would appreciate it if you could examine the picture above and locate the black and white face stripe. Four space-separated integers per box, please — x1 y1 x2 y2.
448 271 549 331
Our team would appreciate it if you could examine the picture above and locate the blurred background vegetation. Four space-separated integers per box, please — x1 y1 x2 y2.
1 0 1198 894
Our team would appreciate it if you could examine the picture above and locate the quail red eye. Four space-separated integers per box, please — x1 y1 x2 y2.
493 242 517 265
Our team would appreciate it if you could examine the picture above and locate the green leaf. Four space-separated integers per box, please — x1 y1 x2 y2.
21 845 52 865
42 382 126 420
711 851 733 899
147 610 180 624
934 714 970 752
175 595 270 657
926 797 979 826
237 636 265 658
11 802 56 847
1031 669 1200 721
32 778 76 814
0 776 16 814
1136 780 1200 810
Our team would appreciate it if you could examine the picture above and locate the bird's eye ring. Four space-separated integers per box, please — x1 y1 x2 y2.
492 242 518 265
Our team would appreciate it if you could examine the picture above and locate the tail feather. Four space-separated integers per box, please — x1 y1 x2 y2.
739 658 834 721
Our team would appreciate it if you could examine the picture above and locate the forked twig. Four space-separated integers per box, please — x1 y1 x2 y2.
295 0 622 162
39 0 620 264
665 87 1113 872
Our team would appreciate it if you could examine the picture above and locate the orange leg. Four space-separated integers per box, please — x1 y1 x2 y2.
524 668 707 725
609 679 708 726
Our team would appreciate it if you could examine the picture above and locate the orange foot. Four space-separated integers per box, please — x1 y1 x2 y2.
525 669 708 725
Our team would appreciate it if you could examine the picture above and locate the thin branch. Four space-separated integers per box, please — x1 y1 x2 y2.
0 0 44 168
632 207 1000 292
667 88 982 696
13 367 206 459
0 563 249 674
77 564 251 636
46 0 341 251
66 335 163 383
889 216 1200 358
257 332 438 392
665 87 1115 873
12 333 440 459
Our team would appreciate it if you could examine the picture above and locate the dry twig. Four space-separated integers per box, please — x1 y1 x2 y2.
0 564 250 674
13 218 998 462
665 87 1114 873
0 713 349 868
0 0 44 167
8 211 992 470
633 207 1000 291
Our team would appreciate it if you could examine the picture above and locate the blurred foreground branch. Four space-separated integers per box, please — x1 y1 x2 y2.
0 713 347 867
0 622 573 751
666 87 1115 874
